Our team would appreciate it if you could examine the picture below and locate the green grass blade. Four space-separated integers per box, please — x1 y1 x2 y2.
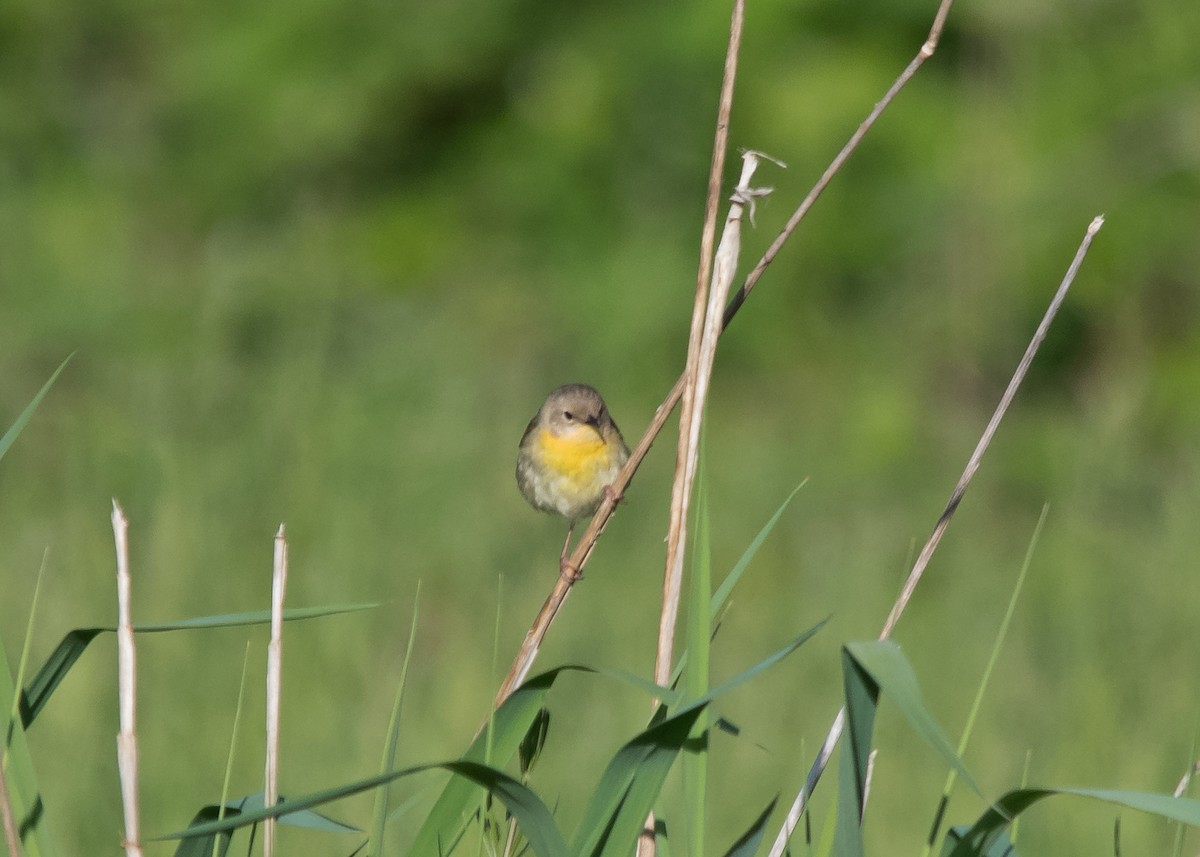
0 353 73 466
943 788 1200 857
159 766 565 857
20 603 378 728
671 483 806 688
1 635 59 857
834 649 878 857
814 784 838 857
575 623 826 857
842 641 980 796
704 620 826 704
174 805 239 857
8 551 48 733
572 703 708 857
710 482 804 619
369 582 420 857
684 470 712 857
926 507 1047 856
720 796 778 857
406 667 574 856
211 642 252 857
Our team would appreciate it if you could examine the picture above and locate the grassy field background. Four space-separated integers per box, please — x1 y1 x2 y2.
2 0 1199 853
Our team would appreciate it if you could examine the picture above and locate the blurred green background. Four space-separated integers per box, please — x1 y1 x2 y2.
2 0 1199 852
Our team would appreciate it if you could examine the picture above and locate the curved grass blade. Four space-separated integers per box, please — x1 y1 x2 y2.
721 796 778 857
843 641 979 796
572 703 708 857
576 623 826 857
0 353 73 466
20 603 378 728
405 663 681 857
926 508 1046 856
159 764 566 857
172 805 239 857
835 648 877 857
711 483 804 618
1 635 59 857
406 667 576 856
672 483 806 687
943 788 1200 857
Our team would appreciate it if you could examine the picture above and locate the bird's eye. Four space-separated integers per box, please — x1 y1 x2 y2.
563 410 574 421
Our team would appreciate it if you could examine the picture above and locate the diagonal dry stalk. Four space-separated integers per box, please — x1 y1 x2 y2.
263 524 288 857
493 0 958 711
767 214 1106 857
112 500 145 857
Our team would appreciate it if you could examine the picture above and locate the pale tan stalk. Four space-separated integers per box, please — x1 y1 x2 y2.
767 215 1106 856
263 525 288 857
112 500 144 857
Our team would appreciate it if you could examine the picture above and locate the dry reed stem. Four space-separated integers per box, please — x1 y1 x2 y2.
263 525 288 857
636 8 747 850
0 763 21 857
657 151 770 691
493 0 936 710
767 214 1106 857
112 500 144 857
495 0 746 715
723 0 955 328
660 0 748 681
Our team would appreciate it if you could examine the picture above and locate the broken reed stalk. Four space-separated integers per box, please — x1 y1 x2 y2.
112 500 145 857
658 0 748 690
263 525 288 857
639 5 750 843
643 154 774 855
494 0 960 712
658 151 771 689
767 214 1106 857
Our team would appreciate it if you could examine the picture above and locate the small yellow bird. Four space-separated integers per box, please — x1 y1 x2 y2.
516 384 630 578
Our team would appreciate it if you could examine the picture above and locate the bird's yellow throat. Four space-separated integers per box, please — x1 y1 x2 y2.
536 426 612 481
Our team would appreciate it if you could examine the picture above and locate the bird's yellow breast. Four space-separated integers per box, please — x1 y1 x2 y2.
535 427 613 484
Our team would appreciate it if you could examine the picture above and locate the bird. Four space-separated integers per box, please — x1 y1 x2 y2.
516 384 630 579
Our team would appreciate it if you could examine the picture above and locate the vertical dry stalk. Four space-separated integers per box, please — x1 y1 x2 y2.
658 0 746 685
642 155 771 857
767 215 1105 857
263 524 288 857
496 0 947 717
656 151 770 689
112 500 145 857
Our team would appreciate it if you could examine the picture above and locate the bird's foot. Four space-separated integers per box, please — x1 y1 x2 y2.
559 557 584 583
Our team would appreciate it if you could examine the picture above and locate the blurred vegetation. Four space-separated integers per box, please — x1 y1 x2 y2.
1 0 1199 852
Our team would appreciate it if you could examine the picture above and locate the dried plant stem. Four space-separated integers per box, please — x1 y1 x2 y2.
637 8 748 852
660 0 748 679
724 0 956 327
658 151 769 691
767 215 1106 857
263 525 288 857
494 0 938 710
112 500 145 857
